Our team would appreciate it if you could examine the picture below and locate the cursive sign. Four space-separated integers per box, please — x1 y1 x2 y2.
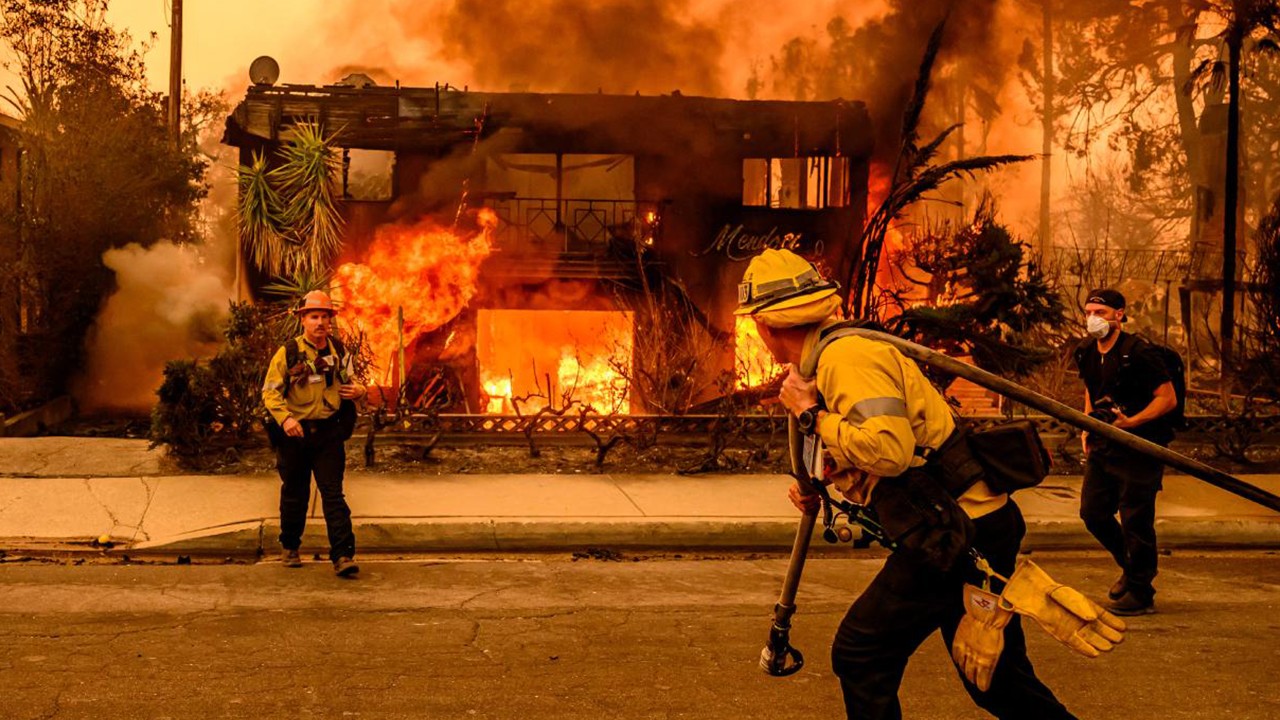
693 224 804 261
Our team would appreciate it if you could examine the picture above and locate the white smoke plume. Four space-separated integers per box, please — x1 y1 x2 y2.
74 242 234 412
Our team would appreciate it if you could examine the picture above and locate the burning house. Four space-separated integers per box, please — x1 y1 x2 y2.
223 72 872 416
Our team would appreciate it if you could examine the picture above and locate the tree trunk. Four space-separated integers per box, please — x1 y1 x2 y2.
1222 22 1242 384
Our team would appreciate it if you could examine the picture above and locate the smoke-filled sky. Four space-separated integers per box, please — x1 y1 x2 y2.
96 0 1044 203
104 0 885 98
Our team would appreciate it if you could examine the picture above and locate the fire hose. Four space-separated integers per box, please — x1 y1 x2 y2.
759 414 897 676
761 328 1280 678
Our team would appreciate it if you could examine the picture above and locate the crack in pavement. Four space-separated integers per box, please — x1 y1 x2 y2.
610 478 647 517
81 478 124 536
126 478 159 545
456 582 523 610
32 685 63 720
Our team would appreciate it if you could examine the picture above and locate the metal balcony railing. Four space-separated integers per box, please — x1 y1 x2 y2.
1046 246 1252 283
481 197 663 255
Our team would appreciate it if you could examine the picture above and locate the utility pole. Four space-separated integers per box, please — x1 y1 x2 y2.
167 0 183 143
1039 0 1054 258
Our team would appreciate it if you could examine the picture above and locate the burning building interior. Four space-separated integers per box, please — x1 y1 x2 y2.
222 73 873 423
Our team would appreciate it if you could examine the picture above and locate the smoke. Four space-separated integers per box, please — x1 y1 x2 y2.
755 1 1017 149
290 1 858 97
74 242 234 412
292 1 1033 160
436 0 725 95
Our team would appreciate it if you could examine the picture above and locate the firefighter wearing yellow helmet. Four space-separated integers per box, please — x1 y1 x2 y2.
261 290 366 578
739 249 1076 719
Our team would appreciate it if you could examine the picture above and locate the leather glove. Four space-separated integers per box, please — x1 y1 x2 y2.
998 559 1127 658
951 584 1013 691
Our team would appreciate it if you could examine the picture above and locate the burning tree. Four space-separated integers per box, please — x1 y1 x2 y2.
848 19 1032 320
884 195 1069 380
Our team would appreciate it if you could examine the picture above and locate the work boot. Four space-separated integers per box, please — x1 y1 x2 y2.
1108 573 1128 601
1108 590 1155 616
282 549 303 568
333 557 360 577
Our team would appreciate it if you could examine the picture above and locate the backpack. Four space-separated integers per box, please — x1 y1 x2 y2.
1075 333 1187 432
1134 336 1188 431
803 320 1049 496
265 336 357 444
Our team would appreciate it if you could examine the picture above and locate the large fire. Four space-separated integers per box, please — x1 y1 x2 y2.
332 210 497 384
478 309 632 414
735 316 784 389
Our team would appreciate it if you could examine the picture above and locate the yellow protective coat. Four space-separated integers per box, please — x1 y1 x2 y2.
802 319 1006 519
261 337 362 426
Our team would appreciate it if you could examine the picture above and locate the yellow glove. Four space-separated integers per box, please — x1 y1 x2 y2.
951 584 1013 691
998 559 1127 658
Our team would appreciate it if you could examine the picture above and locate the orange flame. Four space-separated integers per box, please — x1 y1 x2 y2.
477 309 632 414
735 316 783 389
866 162 909 318
332 210 496 383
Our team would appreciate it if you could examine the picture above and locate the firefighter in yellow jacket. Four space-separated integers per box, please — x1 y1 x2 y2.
738 249 1074 720
262 290 366 577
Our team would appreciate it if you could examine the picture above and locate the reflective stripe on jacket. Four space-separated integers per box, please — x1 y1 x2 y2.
802 319 1005 519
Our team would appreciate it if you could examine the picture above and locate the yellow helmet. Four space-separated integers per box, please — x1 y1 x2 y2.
295 290 337 315
735 248 839 316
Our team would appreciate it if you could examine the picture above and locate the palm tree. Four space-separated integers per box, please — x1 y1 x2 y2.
847 19 1032 318
237 120 345 278
237 150 285 274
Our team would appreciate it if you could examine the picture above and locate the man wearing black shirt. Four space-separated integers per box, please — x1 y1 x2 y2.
1073 289 1178 616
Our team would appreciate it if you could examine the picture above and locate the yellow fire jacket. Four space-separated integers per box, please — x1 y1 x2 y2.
261 336 363 426
803 320 1006 519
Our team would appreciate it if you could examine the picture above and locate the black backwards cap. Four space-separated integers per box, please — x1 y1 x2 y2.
1086 288 1126 311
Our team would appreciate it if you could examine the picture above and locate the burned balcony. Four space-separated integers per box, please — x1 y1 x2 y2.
479 195 662 279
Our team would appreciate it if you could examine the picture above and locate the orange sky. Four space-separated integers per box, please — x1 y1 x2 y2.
106 0 460 95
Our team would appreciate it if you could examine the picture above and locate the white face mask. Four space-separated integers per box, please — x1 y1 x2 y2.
1086 315 1112 339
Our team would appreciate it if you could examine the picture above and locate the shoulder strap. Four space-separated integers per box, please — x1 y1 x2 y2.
800 320 873 379
1118 331 1141 356
284 338 302 368
280 339 300 400
800 321 961 460
1072 337 1092 364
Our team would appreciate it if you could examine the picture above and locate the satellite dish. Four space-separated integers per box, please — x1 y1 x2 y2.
249 56 280 86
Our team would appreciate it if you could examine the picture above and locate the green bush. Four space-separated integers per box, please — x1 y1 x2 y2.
150 299 372 466
150 359 221 461
150 302 277 464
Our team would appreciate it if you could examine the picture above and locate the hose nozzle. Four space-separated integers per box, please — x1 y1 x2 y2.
759 620 805 676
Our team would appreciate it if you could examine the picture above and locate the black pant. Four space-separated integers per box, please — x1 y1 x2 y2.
1080 447 1163 600
831 500 1074 720
274 418 355 563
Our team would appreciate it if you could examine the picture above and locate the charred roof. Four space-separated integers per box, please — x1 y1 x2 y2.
223 83 873 159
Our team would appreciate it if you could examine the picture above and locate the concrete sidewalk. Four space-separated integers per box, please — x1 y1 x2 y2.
0 467 1277 556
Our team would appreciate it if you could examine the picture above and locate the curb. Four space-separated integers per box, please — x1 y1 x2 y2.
8 516 1279 557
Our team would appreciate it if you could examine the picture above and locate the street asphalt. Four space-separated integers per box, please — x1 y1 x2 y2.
0 437 1278 556
0 553 1277 719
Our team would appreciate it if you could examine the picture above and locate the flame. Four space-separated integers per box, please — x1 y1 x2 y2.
477 309 632 414
557 352 631 414
735 316 784 389
332 210 496 383
483 376 512 413
866 162 909 317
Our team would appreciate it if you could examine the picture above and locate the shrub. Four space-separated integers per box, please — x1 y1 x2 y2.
151 300 372 467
